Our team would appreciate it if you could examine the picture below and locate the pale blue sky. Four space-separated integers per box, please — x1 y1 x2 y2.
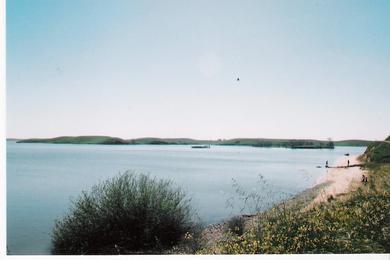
6 0 390 140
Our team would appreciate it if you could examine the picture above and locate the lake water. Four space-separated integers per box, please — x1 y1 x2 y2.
6 141 366 254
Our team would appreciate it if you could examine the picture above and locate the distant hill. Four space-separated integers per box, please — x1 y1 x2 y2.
6 138 21 141
333 140 373 147
217 138 336 149
17 136 128 145
16 136 373 148
127 138 216 145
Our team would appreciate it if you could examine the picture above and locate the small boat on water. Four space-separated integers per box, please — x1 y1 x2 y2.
191 145 210 149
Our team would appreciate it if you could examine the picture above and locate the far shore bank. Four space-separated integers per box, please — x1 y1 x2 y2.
10 136 372 148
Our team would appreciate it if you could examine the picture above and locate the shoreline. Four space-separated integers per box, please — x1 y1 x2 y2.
311 155 365 205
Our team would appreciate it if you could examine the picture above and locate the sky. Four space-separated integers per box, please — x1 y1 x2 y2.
6 0 390 140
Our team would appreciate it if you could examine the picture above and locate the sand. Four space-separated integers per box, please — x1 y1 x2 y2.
312 155 365 204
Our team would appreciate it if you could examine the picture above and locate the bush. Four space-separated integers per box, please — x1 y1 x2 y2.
52 172 197 254
226 216 245 236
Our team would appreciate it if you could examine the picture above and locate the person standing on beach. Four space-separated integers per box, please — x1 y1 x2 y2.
362 175 368 185
347 160 350 167
325 160 328 168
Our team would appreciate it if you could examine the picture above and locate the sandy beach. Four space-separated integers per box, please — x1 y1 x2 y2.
312 155 365 204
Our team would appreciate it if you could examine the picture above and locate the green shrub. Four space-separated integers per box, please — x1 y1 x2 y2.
226 216 246 236
52 172 197 254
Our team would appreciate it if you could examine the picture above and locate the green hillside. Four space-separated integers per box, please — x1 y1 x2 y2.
360 138 390 163
127 138 216 145
217 138 335 148
333 140 373 147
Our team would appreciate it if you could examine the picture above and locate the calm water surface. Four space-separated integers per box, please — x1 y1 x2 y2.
6 141 365 254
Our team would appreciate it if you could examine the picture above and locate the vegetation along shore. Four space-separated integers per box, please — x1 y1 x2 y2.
49 136 390 254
